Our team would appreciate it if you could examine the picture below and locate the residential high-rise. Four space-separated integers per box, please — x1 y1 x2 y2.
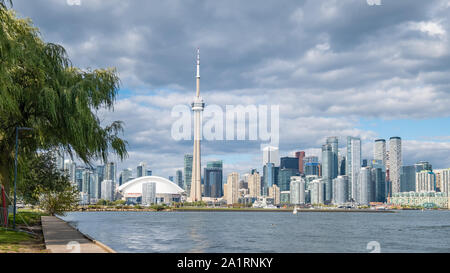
332 175 349 205
184 154 193 194
346 136 361 202
414 161 432 173
88 171 100 202
119 168 133 186
290 176 306 205
175 170 183 189
374 139 387 166
304 162 320 176
400 166 416 192
142 182 156 205
416 171 436 192
248 170 262 198
370 160 387 203
105 162 116 184
389 137 402 194
321 143 333 202
262 146 280 167
268 184 280 205
204 161 223 198
359 167 372 205
437 169 450 193
101 180 114 201
326 136 339 179
310 179 325 205
338 155 346 175
278 167 298 192
295 151 305 175
190 49 205 202
224 172 239 205
63 159 76 185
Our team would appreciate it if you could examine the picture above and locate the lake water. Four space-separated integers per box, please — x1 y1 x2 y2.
60 210 450 253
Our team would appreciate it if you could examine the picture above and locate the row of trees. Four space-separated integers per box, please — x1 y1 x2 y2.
0 1 128 215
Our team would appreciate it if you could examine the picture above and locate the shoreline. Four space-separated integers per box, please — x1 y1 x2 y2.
72 207 397 213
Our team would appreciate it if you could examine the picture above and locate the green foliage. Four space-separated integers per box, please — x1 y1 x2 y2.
8 209 48 226
0 4 127 201
38 184 79 216
0 229 32 244
113 200 126 206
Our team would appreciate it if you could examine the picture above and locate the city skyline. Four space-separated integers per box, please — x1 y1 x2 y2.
12 0 450 178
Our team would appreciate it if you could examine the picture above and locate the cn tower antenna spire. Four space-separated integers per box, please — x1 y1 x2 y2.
196 48 200 97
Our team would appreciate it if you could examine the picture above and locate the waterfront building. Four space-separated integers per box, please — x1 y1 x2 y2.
290 176 306 205
89 171 100 203
175 170 183 189
400 166 416 192
391 191 449 209
268 184 281 205
184 154 193 194
295 151 305 175
332 175 349 205
310 179 325 205
142 182 157 205
359 167 372 206
101 180 114 201
280 191 290 204
117 176 184 205
434 169 450 193
416 171 436 192
224 172 239 205
204 161 223 198
248 171 262 198
262 146 280 167
322 143 333 202
346 136 361 201
389 137 402 194
370 160 387 203
374 139 387 166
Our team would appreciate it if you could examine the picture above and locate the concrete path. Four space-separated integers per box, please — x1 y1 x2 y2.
41 216 114 253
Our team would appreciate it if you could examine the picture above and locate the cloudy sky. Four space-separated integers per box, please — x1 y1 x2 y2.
13 0 450 178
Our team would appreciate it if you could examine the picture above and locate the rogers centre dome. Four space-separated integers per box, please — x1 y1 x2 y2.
116 176 185 204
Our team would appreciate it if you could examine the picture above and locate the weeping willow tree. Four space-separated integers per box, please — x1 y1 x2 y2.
0 2 128 202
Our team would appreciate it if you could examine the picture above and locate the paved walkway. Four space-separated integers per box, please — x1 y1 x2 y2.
41 216 113 253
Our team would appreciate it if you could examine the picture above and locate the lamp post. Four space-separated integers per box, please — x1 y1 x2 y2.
13 127 33 229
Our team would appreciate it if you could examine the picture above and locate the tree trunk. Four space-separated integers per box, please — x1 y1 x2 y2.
0 155 13 207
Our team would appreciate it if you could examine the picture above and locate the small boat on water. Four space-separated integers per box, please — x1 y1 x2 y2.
293 206 298 215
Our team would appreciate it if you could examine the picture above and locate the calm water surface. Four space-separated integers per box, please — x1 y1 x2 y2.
60 210 450 253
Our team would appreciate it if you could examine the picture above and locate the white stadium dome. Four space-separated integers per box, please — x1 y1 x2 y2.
117 176 185 197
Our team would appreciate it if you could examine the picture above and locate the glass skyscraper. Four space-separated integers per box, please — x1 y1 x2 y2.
346 136 361 202
184 154 193 195
204 161 223 198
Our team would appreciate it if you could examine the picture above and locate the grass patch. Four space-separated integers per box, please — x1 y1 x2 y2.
7 209 49 227
0 229 32 244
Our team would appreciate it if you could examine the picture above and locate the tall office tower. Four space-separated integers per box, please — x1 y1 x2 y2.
75 167 84 192
321 143 333 202
63 159 76 184
414 161 432 173
184 154 193 194
224 172 239 205
332 175 349 205
389 137 402 194
142 182 156 205
147 170 153 176
358 167 373 205
137 162 146 178
416 171 436 192
362 159 368 168
346 136 361 202
81 169 91 195
295 151 306 175
374 139 387 166
96 165 105 184
175 170 183 189
304 162 320 176
278 167 299 192
190 49 205 202
280 157 299 171
204 161 223 198
101 180 114 201
263 163 280 195
89 172 100 202
105 162 116 183
290 176 306 205
370 160 387 202
248 171 262 198
168 176 174 182
338 155 346 176
262 146 280 167
119 168 133 186
268 184 280 205
310 179 325 205
304 156 319 164
326 136 339 179
400 166 416 192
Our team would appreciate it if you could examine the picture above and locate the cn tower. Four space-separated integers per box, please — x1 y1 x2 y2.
190 48 204 202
